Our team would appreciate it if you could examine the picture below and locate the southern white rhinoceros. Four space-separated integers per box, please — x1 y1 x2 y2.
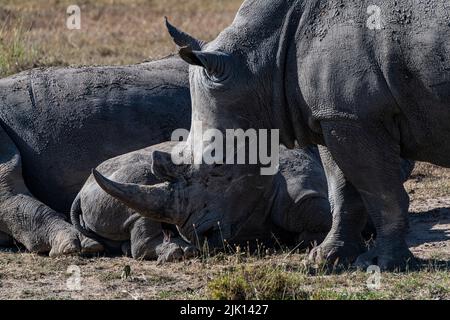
78 142 334 259
90 139 413 257
0 56 191 256
95 0 446 270
71 142 200 262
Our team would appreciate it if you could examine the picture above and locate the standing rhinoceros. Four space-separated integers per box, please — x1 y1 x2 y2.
95 0 445 270
0 56 191 256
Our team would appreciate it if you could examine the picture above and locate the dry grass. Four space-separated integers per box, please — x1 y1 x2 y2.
406 163 450 204
207 257 450 300
0 0 242 77
1 248 449 300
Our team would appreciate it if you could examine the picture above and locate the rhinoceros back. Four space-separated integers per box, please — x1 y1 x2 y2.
0 56 191 213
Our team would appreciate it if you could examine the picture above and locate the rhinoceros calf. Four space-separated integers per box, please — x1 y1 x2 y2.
84 142 333 254
0 56 191 256
91 141 413 254
71 142 199 262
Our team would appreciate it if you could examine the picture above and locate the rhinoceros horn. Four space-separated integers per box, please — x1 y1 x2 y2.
92 169 186 225
165 17 206 51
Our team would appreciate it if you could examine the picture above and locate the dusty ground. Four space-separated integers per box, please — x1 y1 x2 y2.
0 163 449 300
0 0 449 300
406 163 450 261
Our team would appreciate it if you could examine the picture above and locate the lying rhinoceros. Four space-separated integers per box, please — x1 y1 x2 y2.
91 140 413 254
0 56 191 256
71 142 200 261
78 142 332 257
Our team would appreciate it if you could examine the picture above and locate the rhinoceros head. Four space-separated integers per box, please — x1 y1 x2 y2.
164 2 299 147
93 141 277 249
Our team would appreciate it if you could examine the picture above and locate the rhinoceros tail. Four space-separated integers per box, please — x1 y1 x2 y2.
70 193 97 239
70 193 117 251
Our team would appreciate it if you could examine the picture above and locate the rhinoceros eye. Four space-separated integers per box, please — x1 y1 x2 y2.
203 68 231 83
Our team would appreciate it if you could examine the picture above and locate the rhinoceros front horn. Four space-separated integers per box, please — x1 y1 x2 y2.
92 169 185 225
165 17 205 51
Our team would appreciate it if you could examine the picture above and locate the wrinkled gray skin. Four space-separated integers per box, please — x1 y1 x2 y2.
71 142 199 262
83 142 336 255
0 56 191 256
96 0 445 270
92 138 412 254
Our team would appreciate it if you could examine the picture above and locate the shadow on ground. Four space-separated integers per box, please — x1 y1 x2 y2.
406 207 450 270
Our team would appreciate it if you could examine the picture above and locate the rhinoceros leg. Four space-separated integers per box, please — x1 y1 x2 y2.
294 197 332 249
0 126 101 256
312 124 413 270
308 146 368 266
128 217 164 260
130 218 197 262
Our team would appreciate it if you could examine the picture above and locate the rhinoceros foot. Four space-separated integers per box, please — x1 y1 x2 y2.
155 239 199 264
49 228 81 257
156 242 184 264
49 226 104 257
354 239 415 271
308 234 366 268
80 235 105 255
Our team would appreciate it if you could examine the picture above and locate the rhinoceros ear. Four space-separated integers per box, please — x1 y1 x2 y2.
151 150 183 182
165 17 205 51
179 47 230 79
